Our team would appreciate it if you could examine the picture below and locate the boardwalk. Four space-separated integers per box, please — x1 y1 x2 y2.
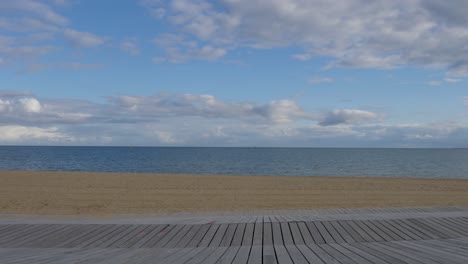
1 206 468 263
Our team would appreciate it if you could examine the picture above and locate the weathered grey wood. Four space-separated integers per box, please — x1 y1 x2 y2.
2 206 468 263
220 223 237 247
242 223 255 246
202 247 229 264
273 245 294 264
247 245 262 264
314 221 336 244
186 224 211 248
339 243 390 264
322 221 346 243
165 224 193 248
350 243 407 264
216 246 240 264
210 224 229 247
198 224 220 247
153 224 185 248
231 246 251 264
383 241 455 264
140 224 174 248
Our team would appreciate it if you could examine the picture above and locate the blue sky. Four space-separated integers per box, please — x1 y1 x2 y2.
0 0 467 147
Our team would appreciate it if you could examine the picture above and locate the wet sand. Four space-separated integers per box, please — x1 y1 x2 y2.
1 170 468 215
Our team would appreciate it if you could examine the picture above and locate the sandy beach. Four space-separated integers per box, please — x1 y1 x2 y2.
1 170 468 215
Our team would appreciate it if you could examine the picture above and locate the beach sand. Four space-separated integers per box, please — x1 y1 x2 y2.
1 170 468 215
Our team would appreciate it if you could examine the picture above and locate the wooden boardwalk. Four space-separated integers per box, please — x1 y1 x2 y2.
1 206 468 263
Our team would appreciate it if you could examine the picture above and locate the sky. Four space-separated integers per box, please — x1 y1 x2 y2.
0 0 468 147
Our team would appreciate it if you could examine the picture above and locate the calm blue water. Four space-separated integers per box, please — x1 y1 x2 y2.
0 146 467 178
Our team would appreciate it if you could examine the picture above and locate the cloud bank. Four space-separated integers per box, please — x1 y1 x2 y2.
1 90 467 147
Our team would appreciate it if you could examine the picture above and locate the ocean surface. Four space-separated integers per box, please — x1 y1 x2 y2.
0 146 467 179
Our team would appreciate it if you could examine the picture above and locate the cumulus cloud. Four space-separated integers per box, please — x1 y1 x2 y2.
0 125 69 143
2 90 468 147
63 29 105 48
319 109 381 126
145 0 468 75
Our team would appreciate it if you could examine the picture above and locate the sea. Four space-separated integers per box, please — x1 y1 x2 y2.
0 146 467 179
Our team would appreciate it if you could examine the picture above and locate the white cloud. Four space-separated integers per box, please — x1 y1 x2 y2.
152 34 226 62
18 98 41 113
428 81 441 86
0 0 68 26
120 40 140 55
146 0 468 75
319 109 381 126
464 97 468 106
0 125 69 142
63 29 105 48
2 90 468 147
445 78 462 83
308 77 334 84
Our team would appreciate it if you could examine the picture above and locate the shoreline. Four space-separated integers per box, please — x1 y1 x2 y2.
1 170 468 215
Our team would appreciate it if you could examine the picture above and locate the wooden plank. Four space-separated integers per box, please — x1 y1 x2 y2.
380 220 417 240
322 221 346 243
198 224 220 247
153 224 185 248
363 220 394 241
111 225 150 248
313 221 335 244
164 224 193 248
216 246 241 264
220 223 237 247
202 247 229 264
0 224 62 247
392 241 468 263
130 225 167 249
329 243 376 264
175 224 202 248
231 223 246 247
247 245 262 264
232 246 251 264
288 222 305 245
345 220 374 242
252 222 263 247
272 222 283 246
350 243 407 264
396 219 436 240
209 224 229 247
339 243 391 264
242 223 255 246
274 245 294 264
85 225 134 248
280 222 294 246
285 245 309 264
406 219 447 239
330 221 356 243
318 244 358 264
337 220 365 243
306 244 341 264
186 224 211 248
354 221 385 242
263 222 273 246
297 222 315 245
295 244 325 264
13 224 72 248
63 224 118 248
118 225 155 248
142 225 176 248
365 242 432 264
